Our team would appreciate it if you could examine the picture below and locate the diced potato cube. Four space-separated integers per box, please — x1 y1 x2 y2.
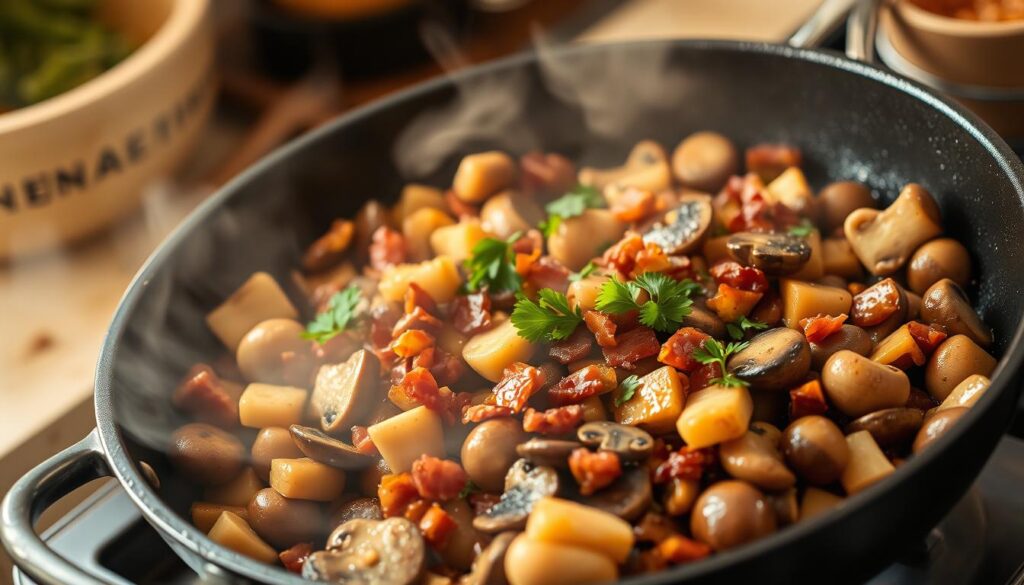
204 467 264 507
840 431 895 495
615 366 686 435
191 502 248 533
392 184 447 224
430 218 493 263
367 406 446 472
378 256 462 303
871 325 925 368
780 278 852 328
403 207 455 262
937 374 990 412
676 384 752 448
269 458 346 501
453 152 516 203
206 273 298 351
767 167 813 217
789 229 825 281
462 319 537 382
799 487 844 521
207 511 278 563
504 534 617 585
567 274 608 313
525 497 634 563
238 384 308 429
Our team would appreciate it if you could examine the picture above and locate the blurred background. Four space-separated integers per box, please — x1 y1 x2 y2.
0 0 1022 581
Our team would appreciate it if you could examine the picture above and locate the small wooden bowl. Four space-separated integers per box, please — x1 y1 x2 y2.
0 0 215 260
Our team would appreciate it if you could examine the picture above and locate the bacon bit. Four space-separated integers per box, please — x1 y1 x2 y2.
523 405 585 435
427 348 465 388
404 499 431 523
689 362 721 391
445 189 479 218
750 289 783 326
601 234 646 275
404 283 439 316
510 230 544 256
706 283 763 322
548 364 618 406
908 321 948 355
469 492 502 515
462 404 515 424
419 503 458 548
351 425 378 456
710 260 769 293
392 306 444 337
800 313 849 343
584 310 618 348
634 512 679 544
171 364 239 428
657 535 713 564
850 278 902 327
715 174 801 233
611 187 657 222
411 455 468 501
492 362 545 412
653 447 717 484
603 327 660 370
451 292 492 336
391 329 435 358
745 144 803 182
520 152 577 198
525 256 571 293
394 367 445 412
632 242 674 277
371 305 402 349
549 328 595 365
379 473 420 518
789 379 828 419
279 542 314 574
303 219 354 273
515 247 542 277
369 226 406 271
658 327 710 373
906 387 937 411
569 448 622 496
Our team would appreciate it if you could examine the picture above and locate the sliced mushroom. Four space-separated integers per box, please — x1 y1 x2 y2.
304 518 424 585
465 531 518 585
844 183 943 276
578 141 672 194
472 460 559 533
575 466 652 521
726 328 811 391
576 422 654 462
727 232 811 275
919 279 992 347
515 438 580 468
311 349 380 435
642 194 714 255
845 408 924 449
719 427 796 491
289 425 374 469
680 303 727 339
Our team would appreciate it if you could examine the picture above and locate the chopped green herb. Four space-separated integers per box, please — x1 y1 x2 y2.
726 315 769 341
615 374 643 407
463 231 522 294
692 338 750 388
569 261 599 283
788 220 816 238
458 480 481 499
595 272 701 333
510 289 583 342
539 185 605 237
302 285 362 344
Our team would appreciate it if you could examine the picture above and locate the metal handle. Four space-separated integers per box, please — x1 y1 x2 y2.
788 0 881 64
788 0 859 49
1 430 116 585
846 0 881 63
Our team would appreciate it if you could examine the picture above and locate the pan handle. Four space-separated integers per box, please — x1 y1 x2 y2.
0 430 117 585
788 0 881 64
846 0 881 63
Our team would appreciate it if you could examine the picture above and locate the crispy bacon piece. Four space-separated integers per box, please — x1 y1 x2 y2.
451 291 492 336
280 542 314 574
369 226 406 270
462 404 515 424
689 362 721 391
658 327 710 373
850 278 902 327
611 187 657 222
424 347 465 388
653 447 717 484
657 535 713 564
523 405 585 435
549 328 595 364
391 329 435 358
908 321 948 355
603 327 660 370
172 364 240 428
303 219 354 273
800 313 849 343
351 425 378 456
379 473 420 518
445 189 479 218
419 503 458 548
715 174 802 233
404 499 430 523
706 283 763 323
584 310 618 348
411 455 468 501
394 367 445 412
520 152 577 198
906 387 937 411
634 512 679 544
515 246 542 277
568 448 622 496
511 229 544 256
602 233 646 276
392 306 444 337
789 379 828 419
525 256 571 293
745 143 803 182
548 364 618 406
405 282 439 316
492 362 545 412
710 260 769 293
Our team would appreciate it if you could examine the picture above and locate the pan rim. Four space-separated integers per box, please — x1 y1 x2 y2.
92 38 1024 584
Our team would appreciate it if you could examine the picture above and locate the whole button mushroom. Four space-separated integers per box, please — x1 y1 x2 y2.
726 328 811 391
690 481 777 551
845 408 924 449
907 239 972 295
578 141 672 194
924 335 997 401
821 350 910 417
473 460 559 533
726 232 812 276
248 488 326 549
479 191 544 240
919 279 992 347
303 518 425 585
461 418 529 492
546 209 625 271
576 421 654 462
289 424 375 469
236 318 309 384
311 349 381 435
169 423 245 486
817 181 875 232
782 416 850 486
643 195 714 255
809 324 873 370
913 407 969 454
671 131 739 192
720 427 796 491
844 183 942 276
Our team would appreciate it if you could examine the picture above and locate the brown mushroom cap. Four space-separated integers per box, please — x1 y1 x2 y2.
462 418 529 493
643 195 714 255
690 480 777 551
844 183 942 276
727 328 811 391
576 421 654 462
913 407 969 454
907 238 971 295
919 279 992 347
472 460 559 533
311 349 381 435
727 232 812 276
671 131 739 192
168 423 244 486
578 141 671 192
782 416 850 486
289 424 375 469
465 531 518 585
304 518 425 585
845 408 924 448
248 487 326 549
680 304 728 339
720 428 796 491
515 438 580 468
817 181 875 233
574 467 652 521
809 324 872 370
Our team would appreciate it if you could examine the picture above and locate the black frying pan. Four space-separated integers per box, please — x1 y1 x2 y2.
4 13 1024 585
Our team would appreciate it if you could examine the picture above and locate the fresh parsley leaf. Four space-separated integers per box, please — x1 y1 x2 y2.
595 272 700 333
464 232 521 293
615 374 642 407
569 261 598 283
595 276 642 314
458 480 481 499
788 219 815 237
726 315 769 341
692 338 750 388
510 289 583 342
302 285 362 343
539 185 605 237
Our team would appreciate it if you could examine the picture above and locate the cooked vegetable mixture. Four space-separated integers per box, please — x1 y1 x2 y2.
170 133 996 584
0 0 131 110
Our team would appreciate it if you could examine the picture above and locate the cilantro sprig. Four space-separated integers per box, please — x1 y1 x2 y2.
615 374 643 407
539 185 605 237
569 261 598 283
692 338 750 388
726 315 769 341
595 272 701 333
464 232 522 294
510 289 583 342
302 285 362 343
